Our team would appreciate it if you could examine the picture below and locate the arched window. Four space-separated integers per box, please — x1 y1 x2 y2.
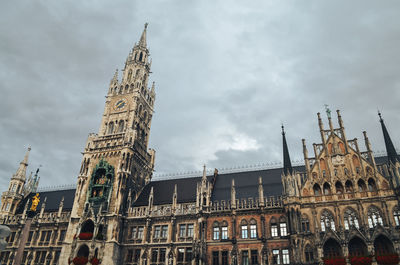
77 244 90 258
143 111 148 122
323 238 342 258
366 167 373 176
348 237 368 257
301 215 310 233
280 217 287 236
353 155 361 173
127 69 132 81
344 208 359 230
270 217 278 237
358 179 367 192
118 120 125 133
345 180 353 193
338 142 345 153
108 122 114 134
335 181 344 194
344 168 349 176
313 184 321 196
221 221 228 240
320 210 335 232
323 183 331 195
367 206 383 228
249 219 257 239
139 52 143 61
368 178 377 191
241 220 248 239
81 219 94 234
213 221 219 240
305 244 314 263
138 105 143 114
393 207 400 226
374 235 395 256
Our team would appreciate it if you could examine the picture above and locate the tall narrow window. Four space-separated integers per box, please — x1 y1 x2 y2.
367 206 383 228
221 226 228 240
242 251 249 265
250 219 257 239
250 250 258 265
305 245 314 263
280 217 287 236
241 225 248 239
282 249 290 264
180 224 186 238
320 210 335 232
301 216 310 233
212 251 219 265
394 208 400 226
344 208 359 230
187 224 194 237
271 217 278 237
222 251 228 265
108 122 114 134
272 250 280 264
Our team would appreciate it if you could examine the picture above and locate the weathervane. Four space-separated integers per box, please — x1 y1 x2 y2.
324 104 331 119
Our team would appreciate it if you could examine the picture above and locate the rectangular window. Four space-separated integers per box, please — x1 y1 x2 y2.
134 249 141 263
280 223 287 236
222 251 228 265
40 231 46 243
26 231 33 245
179 224 186 238
126 250 134 262
161 225 168 239
22 251 28 264
151 249 159 263
241 225 248 239
213 227 220 240
221 226 228 239
137 227 144 239
282 249 290 264
131 227 137 238
8 232 15 244
160 248 166 262
305 250 314 262
272 250 280 264
59 230 66 244
53 251 61 265
154 226 161 239
213 251 219 265
186 248 192 262
271 224 278 237
177 248 184 262
250 224 257 238
187 224 194 237
251 250 258 265
45 230 52 243
242 250 249 265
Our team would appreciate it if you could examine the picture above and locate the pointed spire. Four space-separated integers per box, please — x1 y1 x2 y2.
282 125 293 175
379 112 399 165
151 81 155 94
231 179 236 209
138 23 148 48
14 147 31 181
110 68 118 85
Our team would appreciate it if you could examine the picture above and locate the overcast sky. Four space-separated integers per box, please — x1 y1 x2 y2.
1 1 399 190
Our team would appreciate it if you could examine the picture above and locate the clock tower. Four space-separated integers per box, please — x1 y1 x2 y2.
60 24 156 264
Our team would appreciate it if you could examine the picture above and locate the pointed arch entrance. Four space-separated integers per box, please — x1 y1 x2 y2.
348 236 368 256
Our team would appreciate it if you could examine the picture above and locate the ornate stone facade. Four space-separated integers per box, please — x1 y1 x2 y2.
1 24 400 265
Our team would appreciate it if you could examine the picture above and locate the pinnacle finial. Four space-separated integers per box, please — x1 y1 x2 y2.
281 124 285 135
378 110 383 121
138 23 148 47
324 104 331 119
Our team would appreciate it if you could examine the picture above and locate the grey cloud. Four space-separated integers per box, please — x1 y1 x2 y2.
0 1 399 190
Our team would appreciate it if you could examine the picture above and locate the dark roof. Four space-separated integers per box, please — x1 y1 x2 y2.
134 177 201 206
16 189 76 214
11 156 391 213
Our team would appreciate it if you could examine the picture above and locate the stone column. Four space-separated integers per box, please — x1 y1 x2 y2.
13 218 33 265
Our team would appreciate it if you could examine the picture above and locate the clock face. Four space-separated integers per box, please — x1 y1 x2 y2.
114 98 127 111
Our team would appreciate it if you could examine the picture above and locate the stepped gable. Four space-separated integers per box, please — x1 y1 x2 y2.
15 189 76 214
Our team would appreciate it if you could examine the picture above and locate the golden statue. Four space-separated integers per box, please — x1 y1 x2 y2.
30 193 40 211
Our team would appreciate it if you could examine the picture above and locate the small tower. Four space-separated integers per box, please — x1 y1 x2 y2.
0 147 31 216
281 126 300 197
379 112 400 187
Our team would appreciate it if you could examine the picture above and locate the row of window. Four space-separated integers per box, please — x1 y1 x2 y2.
129 224 194 241
126 247 192 265
313 178 377 196
319 206 387 232
0 250 60 265
6 230 66 246
212 218 288 240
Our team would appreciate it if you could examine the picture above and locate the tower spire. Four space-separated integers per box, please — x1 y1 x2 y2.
379 112 399 165
282 125 293 175
14 147 31 180
138 23 148 48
